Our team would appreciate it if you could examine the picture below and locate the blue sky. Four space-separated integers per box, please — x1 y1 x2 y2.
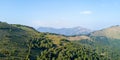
0 0 120 30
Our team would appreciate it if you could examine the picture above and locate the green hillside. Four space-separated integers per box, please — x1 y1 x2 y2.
0 22 105 60
72 25 120 60
89 25 120 60
90 25 120 39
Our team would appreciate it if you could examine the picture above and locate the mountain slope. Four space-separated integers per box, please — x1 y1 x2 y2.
0 22 104 60
90 25 120 39
73 25 120 60
0 22 41 59
37 26 92 36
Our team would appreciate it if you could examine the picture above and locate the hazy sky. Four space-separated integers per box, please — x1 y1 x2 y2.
0 0 120 30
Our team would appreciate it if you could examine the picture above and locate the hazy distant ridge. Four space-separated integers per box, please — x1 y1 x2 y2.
37 26 92 36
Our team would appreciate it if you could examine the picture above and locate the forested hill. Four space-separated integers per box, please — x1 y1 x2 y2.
0 22 106 60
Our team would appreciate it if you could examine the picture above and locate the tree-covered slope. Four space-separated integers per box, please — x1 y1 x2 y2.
0 22 41 59
72 25 120 60
0 22 105 60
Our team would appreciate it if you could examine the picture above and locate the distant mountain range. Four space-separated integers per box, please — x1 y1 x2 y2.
37 26 92 36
